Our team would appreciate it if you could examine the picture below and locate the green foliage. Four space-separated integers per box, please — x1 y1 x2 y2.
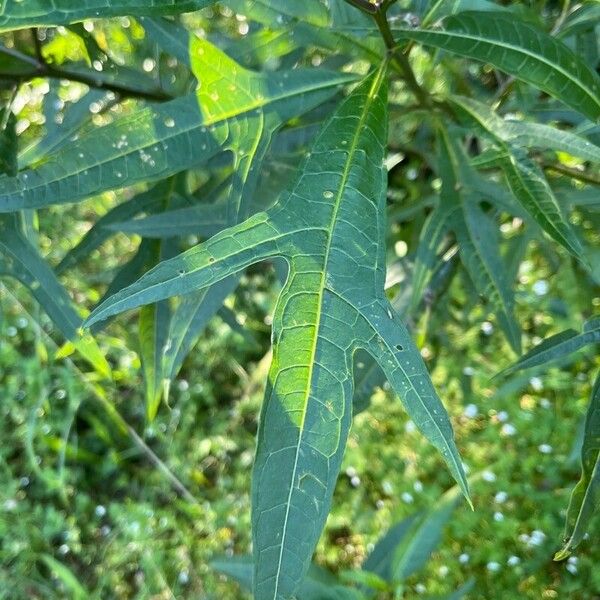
213 485 473 599
556 374 600 561
0 1 599 598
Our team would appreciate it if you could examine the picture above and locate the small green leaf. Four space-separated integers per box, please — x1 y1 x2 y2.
391 486 463 581
555 374 600 560
501 316 600 376
362 513 421 582
449 95 589 261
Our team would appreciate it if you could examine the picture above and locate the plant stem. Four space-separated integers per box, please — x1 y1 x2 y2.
0 45 171 102
371 4 432 108
542 162 600 186
343 0 378 14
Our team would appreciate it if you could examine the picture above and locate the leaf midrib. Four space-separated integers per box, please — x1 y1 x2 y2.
270 64 387 599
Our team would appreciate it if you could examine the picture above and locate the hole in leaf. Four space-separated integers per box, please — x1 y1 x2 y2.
395 344 404 351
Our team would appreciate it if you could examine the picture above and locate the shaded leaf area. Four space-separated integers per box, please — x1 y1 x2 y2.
412 125 521 354
501 315 600 376
18 88 109 169
0 0 218 31
395 11 600 122
0 213 110 377
449 95 588 262
0 107 17 177
556 374 600 560
85 67 469 600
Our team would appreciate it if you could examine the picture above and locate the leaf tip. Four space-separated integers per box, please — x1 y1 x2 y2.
553 547 571 561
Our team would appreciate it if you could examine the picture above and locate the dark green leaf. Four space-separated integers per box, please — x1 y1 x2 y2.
395 12 600 122
0 107 17 177
555 374 600 559
501 316 600 376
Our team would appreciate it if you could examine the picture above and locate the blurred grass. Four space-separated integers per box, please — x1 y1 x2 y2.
1 235 599 599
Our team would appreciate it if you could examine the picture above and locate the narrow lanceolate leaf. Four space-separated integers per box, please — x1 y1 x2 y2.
0 214 111 377
139 236 176 422
499 152 585 261
395 12 600 122
555 374 600 560
501 316 600 376
451 95 600 163
0 1 218 32
450 96 587 261
362 513 421 582
0 36 355 212
391 486 463 581
436 127 521 353
86 66 469 600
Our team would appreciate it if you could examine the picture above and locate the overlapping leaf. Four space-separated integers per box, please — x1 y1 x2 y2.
0 1 218 32
450 95 588 262
0 36 354 213
394 11 600 122
85 66 469 600
555 373 600 559
413 126 521 352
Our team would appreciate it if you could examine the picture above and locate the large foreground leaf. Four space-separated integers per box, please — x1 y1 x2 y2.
555 374 600 559
0 1 218 32
86 66 469 600
395 12 600 122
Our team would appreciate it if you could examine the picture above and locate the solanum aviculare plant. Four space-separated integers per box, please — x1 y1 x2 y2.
0 0 599 597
